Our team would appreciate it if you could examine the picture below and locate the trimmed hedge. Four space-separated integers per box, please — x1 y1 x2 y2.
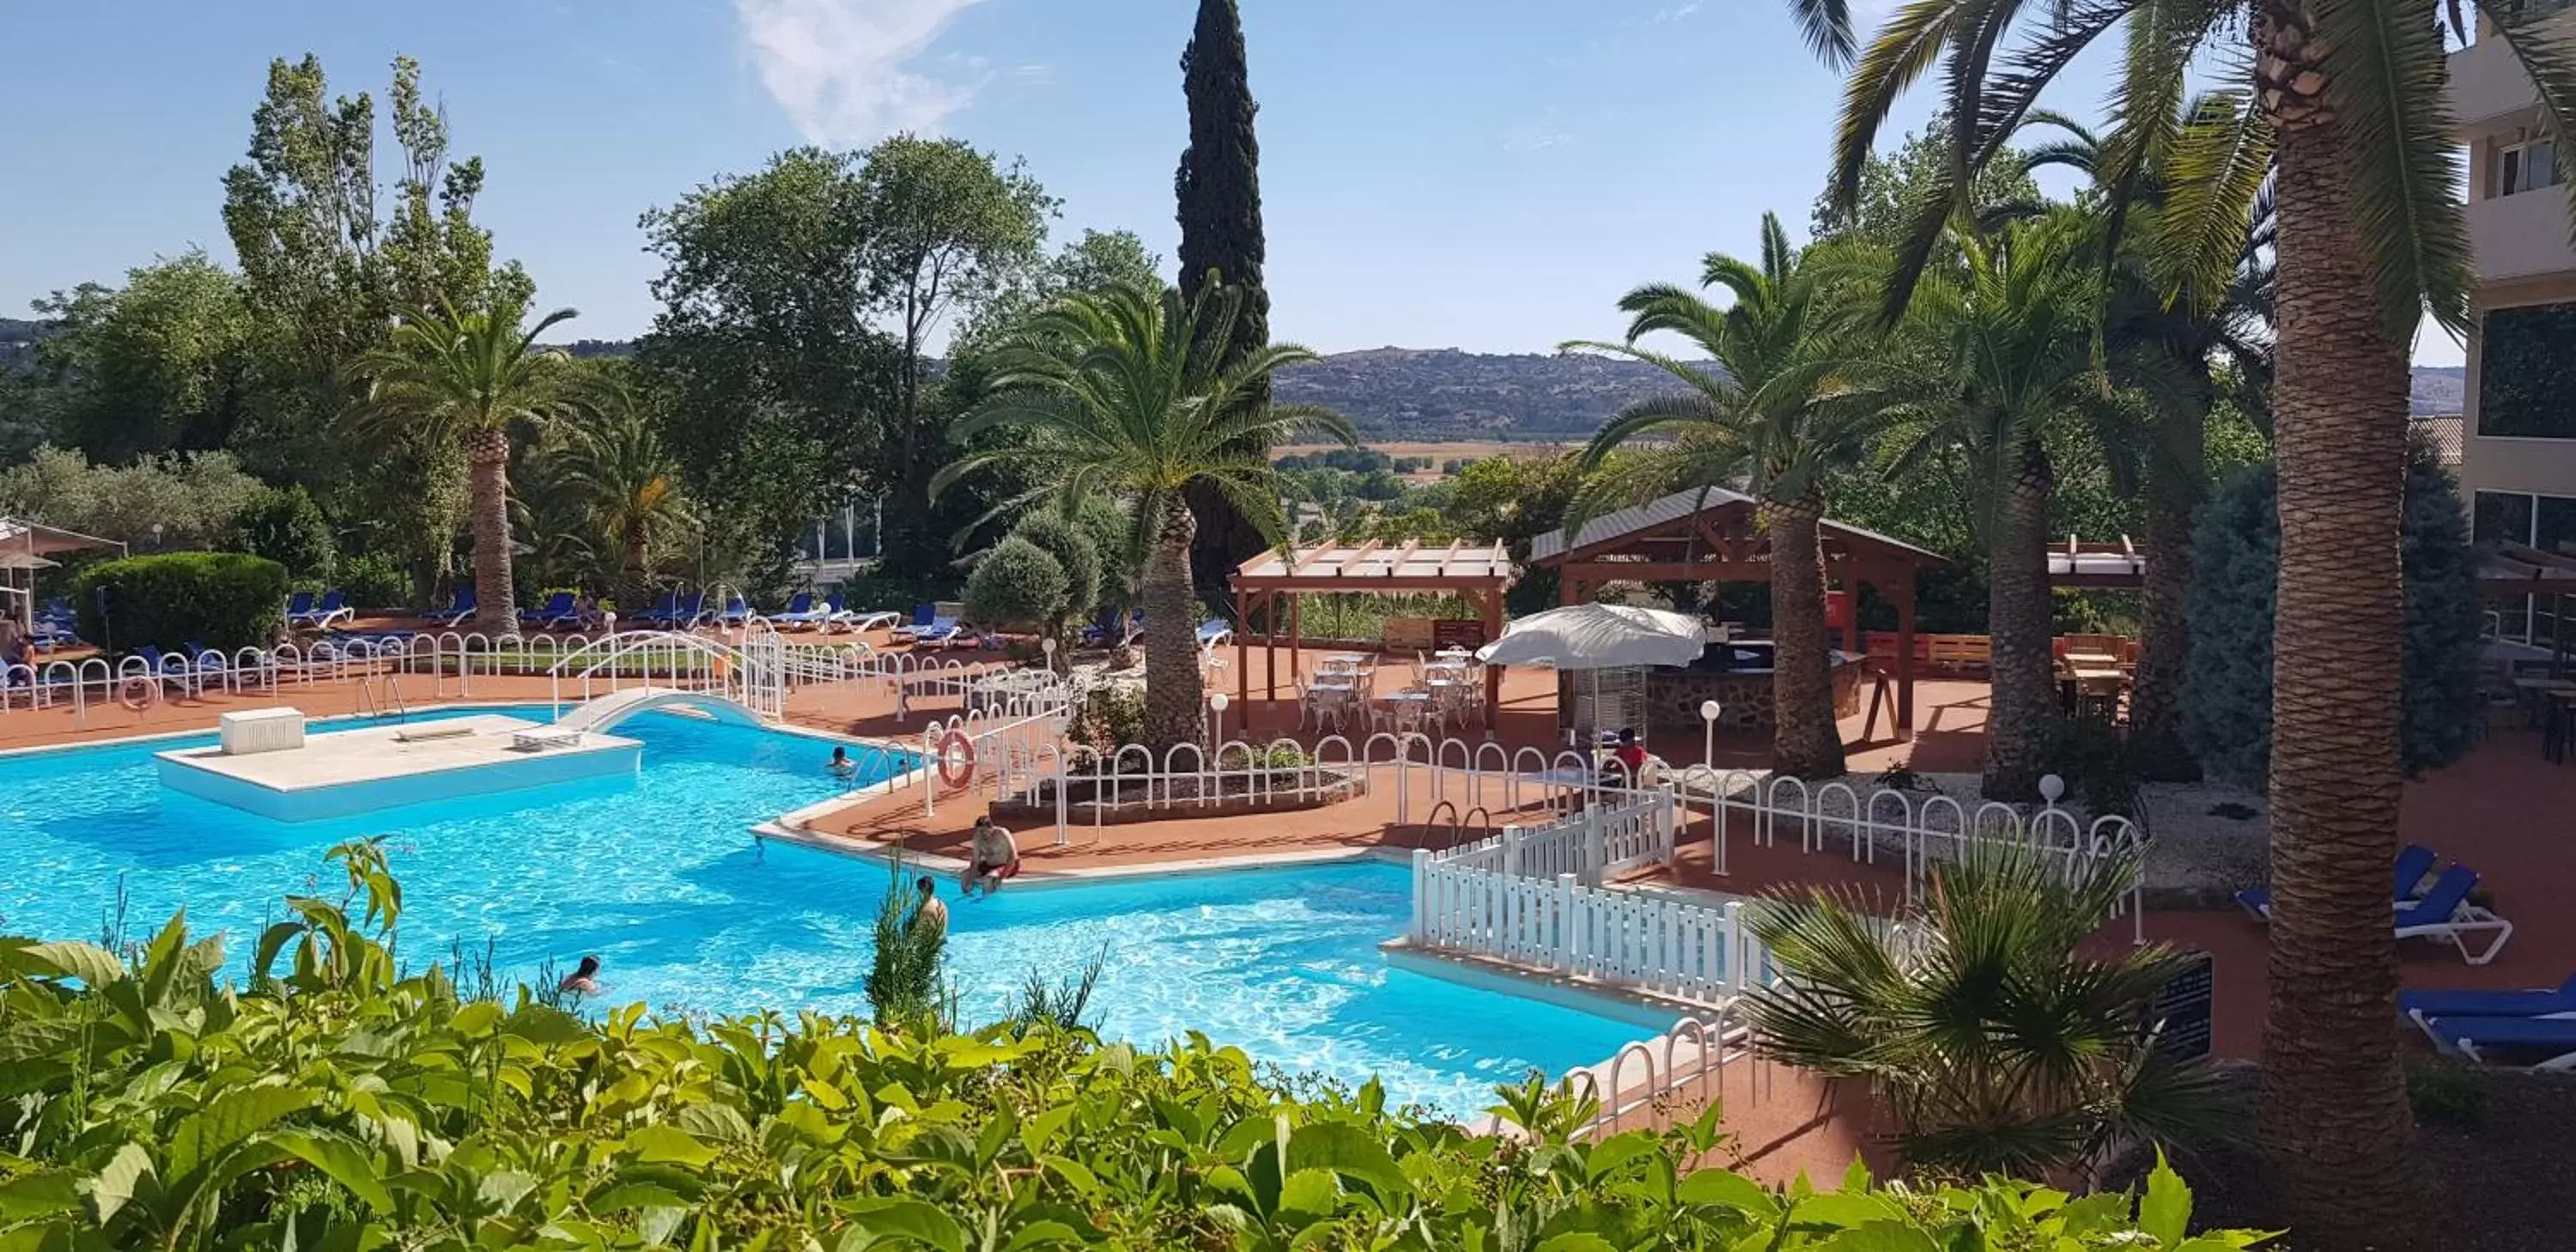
73 550 288 654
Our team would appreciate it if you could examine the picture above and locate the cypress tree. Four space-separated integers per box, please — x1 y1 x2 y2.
1176 0 1271 602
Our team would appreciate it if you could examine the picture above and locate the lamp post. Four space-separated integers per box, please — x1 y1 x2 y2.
149 522 164 551
1207 690 1230 749
1699 699 1722 771
1042 634 1058 675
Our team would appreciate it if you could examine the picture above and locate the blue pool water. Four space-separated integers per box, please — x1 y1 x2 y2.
0 707 1657 1113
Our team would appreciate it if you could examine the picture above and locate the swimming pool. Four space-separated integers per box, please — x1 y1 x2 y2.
0 706 1662 1114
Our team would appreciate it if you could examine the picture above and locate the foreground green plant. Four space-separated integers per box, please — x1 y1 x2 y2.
0 846 2272 1249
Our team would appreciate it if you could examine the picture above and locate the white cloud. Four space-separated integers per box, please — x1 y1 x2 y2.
1650 3 1700 21
734 0 991 146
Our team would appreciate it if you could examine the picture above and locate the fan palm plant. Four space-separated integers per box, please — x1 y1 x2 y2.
554 399 695 614
932 280 1355 748
351 297 582 634
1880 212 2110 799
1742 840 2227 1180
1562 214 1904 778
1774 4 2576 1223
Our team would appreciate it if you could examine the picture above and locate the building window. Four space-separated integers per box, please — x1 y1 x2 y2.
2474 489 2576 643
2496 137 2560 198
2477 302 2576 438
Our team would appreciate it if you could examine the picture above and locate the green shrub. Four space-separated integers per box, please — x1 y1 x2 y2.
2405 1060 2490 1129
963 536 1069 635
337 550 412 610
73 550 287 653
0 845 2274 1249
228 485 336 579
2037 714 2139 817
2183 442 2483 789
1071 684 1145 749
1012 510 1100 619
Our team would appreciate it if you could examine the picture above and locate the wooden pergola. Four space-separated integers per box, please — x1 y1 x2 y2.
1528 488 1947 739
1230 539 1515 710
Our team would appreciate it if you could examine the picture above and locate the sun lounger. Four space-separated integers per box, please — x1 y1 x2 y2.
2235 842 2439 920
827 595 902 633
2391 866 2513 965
1196 618 1233 647
520 592 580 629
421 588 477 628
713 596 755 627
2401 975 2576 1048
769 593 828 628
893 603 962 647
289 590 354 629
2423 1015 2576 1070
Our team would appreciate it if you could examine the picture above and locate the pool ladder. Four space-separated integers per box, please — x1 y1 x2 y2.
357 673 409 722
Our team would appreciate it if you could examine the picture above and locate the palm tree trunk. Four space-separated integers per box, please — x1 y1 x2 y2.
466 428 518 635
618 521 650 619
1982 439 2054 800
1140 495 1205 750
1765 492 1844 778
2252 21 2427 1238
2129 378 2207 781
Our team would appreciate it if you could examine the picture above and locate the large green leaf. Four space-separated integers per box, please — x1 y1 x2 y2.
270 1130 395 1214
0 1170 81 1222
12 942 125 988
167 1085 315 1183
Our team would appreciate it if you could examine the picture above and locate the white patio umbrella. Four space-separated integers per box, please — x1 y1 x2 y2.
1476 603 1707 745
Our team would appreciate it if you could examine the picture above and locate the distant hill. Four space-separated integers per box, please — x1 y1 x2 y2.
2411 365 2464 416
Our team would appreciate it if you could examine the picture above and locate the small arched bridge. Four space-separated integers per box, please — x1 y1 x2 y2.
550 687 769 736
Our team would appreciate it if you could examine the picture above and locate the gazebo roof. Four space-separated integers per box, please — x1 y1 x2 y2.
1528 487 1945 571
2047 538 2149 588
2044 536 2576 597
1233 538 1515 593
2485 543 2576 596
0 517 124 557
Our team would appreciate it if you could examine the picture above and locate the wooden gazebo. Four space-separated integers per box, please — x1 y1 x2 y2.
1528 488 1947 739
1230 540 1515 710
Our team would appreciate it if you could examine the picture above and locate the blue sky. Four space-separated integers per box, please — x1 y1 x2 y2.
0 0 2464 365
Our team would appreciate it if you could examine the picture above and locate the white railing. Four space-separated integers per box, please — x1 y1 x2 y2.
1411 852 1753 1008
1562 1007 1752 1140
1679 768 2148 942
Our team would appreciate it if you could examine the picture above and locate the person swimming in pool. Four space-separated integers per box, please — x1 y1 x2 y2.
829 746 856 778
557 954 604 998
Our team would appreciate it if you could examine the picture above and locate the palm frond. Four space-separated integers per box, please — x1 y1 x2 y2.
2314 0 2472 337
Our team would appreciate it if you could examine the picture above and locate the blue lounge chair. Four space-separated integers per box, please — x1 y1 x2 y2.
670 591 708 629
2235 842 2439 920
1197 618 1233 647
289 590 354 629
422 587 477 628
713 596 755 627
521 592 580 629
2391 866 2513 965
769 592 829 628
284 591 315 623
131 646 197 696
2423 1015 2576 1070
895 603 961 647
2402 975 2576 1038
632 591 681 626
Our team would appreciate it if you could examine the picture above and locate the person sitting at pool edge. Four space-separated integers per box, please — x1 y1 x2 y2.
1610 728 1648 779
829 746 856 778
557 954 604 998
910 875 949 936
963 814 1020 898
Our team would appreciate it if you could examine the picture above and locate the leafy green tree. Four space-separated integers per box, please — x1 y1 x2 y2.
552 393 694 613
951 228 1168 371
1565 213 1902 778
964 536 1072 642
221 54 529 597
0 446 265 550
1745 842 2225 1180
1807 125 2039 249
2183 441 2484 788
854 135 1055 580
350 297 583 633
1776 0 2569 1221
29 252 257 459
1443 453 1590 614
935 283 1352 748
1012 509 1103 637
1176 0 1276 600
229 485 336 579
637 147 900 591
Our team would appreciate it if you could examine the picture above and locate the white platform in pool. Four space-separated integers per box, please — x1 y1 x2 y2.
155 714 642 822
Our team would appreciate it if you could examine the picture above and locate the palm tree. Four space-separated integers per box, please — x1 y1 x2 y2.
1881 213 2107 799
1742 840 2226 1180
2018 104 2276 781
932 280 1354 748
554 400 694 614
1563 214 1901 778
1775 1 2576 1236
353 297 581 635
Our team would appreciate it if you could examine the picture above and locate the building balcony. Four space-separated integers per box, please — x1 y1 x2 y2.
2467 185 2576 283
2450 10 2576 134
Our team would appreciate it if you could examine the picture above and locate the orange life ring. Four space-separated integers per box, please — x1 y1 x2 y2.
118 676 156 711
936 729 977 788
